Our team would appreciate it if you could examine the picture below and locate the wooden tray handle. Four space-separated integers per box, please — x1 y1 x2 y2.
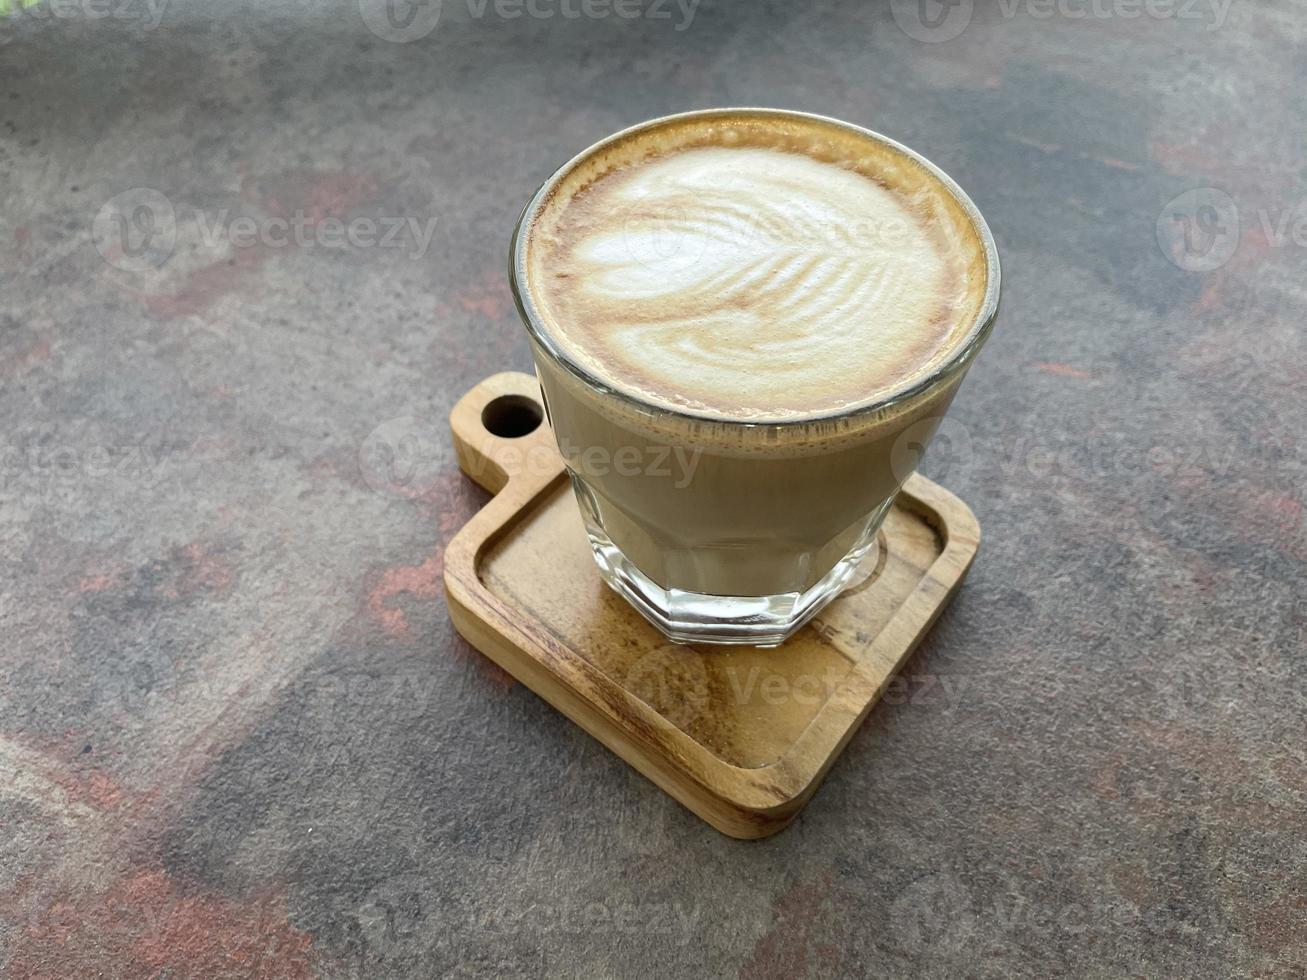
449 371 562 495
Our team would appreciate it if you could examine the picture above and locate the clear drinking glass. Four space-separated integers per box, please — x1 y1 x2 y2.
509 109 1000 647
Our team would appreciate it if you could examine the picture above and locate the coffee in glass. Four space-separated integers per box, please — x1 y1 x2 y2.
511 108 999 646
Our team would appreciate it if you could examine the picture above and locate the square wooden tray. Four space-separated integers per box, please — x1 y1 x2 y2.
444 373 980 839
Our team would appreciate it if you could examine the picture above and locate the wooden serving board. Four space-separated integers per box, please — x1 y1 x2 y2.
444 373 981 839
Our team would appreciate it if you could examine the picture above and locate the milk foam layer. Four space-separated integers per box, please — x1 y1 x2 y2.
520 113 990 421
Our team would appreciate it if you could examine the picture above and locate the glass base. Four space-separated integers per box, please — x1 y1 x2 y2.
578 499 890 648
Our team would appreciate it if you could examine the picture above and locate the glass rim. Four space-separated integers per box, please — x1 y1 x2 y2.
509 107 1002 430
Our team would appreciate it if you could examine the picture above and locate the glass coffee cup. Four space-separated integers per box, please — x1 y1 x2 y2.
510 108 1000 646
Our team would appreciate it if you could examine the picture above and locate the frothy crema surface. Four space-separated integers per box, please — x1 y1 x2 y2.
518 111 991 422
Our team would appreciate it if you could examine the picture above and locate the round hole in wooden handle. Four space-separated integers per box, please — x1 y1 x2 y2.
480 394 544 439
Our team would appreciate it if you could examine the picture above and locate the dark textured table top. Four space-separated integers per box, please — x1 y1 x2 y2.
2 2 1304 977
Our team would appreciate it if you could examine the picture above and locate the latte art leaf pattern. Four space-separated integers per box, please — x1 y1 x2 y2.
536 146 968 419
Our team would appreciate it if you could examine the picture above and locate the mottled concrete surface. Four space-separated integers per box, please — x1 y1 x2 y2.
1 1 1305 977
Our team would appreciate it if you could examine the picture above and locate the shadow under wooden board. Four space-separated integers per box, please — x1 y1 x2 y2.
444 373 981 839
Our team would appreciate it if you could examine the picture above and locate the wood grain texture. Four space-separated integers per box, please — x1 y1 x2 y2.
444 373 981 838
